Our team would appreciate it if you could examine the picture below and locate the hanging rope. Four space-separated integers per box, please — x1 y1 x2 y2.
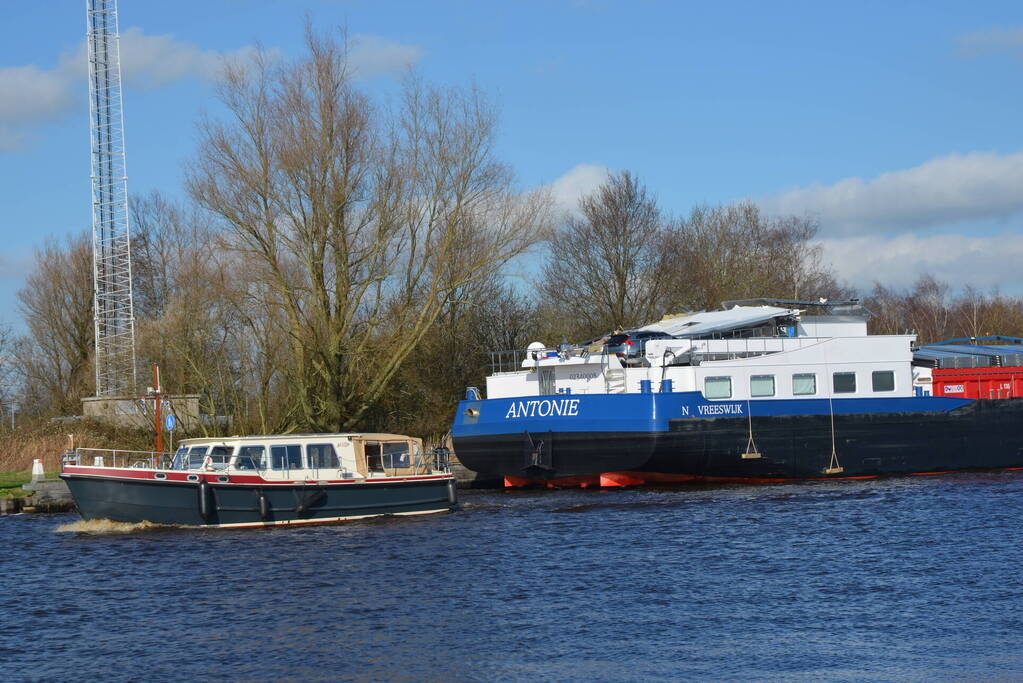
742 394 761 459
822 342 844 475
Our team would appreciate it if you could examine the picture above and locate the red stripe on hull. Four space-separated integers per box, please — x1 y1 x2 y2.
504 470 891 488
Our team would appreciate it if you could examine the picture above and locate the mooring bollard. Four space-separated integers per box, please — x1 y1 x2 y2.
31 459 45 483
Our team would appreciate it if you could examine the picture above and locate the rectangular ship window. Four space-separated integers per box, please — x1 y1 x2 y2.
383 442 411 468
750 375 775 397
833 372 857 394
235 445 266 470
704 376 732 399
872 370 895 392
187 446 209 469
271 444 303 470
793 373 816 396
306 443 339 469
365 442 383 472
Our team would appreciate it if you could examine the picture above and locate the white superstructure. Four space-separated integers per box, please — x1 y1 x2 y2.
486 301 927 402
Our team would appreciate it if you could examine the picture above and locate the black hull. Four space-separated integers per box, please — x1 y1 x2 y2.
60 475 456 527
453 399 1023 482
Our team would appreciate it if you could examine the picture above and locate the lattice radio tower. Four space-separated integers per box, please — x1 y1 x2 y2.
87 0 137 397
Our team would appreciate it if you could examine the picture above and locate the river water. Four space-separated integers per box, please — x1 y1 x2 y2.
3 474 1023 681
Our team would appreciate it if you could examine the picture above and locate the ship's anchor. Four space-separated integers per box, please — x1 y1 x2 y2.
741 397 761 459
522 431 554 473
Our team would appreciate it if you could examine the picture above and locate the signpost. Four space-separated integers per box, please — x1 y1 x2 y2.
165 412 176 454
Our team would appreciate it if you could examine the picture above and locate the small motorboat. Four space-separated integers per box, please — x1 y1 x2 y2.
60 433 456 527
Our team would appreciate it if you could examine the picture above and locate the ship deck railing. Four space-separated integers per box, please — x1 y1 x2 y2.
64 447 453 476
489 334 819 373
64 447 174 470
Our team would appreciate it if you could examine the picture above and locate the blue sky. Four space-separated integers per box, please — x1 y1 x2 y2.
2 0 1023 327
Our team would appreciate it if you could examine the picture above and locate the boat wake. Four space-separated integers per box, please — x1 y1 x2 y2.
54 518 176 534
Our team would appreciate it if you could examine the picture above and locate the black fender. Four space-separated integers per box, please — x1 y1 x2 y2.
257 490 270 521
294 488 325 515
197 479 211 523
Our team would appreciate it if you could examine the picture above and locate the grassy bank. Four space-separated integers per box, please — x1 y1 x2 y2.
0 471 31 498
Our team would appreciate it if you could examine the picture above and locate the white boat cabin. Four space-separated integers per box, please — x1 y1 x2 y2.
171 433 436 479
485 300 933 401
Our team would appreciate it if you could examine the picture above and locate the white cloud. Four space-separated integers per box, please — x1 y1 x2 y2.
821 231 1023 292
347 34 423 78
956 26 1023 57
0 64 76 123
760 151 1023 236
546 163 610 215
55 27 267 91
0 28 265 150
0 29 421 148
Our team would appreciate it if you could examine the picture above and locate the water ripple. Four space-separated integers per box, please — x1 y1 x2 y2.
3 473 1023 680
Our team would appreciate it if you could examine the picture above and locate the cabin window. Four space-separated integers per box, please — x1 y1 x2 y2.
235 445 266 470
704 376 732 399
307 443 340 469
872 370 895 392
383 442 411 468
365 442 384 472
172 446 188 469
187 446 209 469
208 446 233 470
271 444 303 470
793 373 817 396
750 375 775 398
833 372 857 394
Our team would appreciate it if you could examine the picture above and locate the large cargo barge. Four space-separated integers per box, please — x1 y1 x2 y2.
451 299 1023 487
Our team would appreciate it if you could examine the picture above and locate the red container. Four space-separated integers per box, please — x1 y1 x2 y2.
932 366 1023 399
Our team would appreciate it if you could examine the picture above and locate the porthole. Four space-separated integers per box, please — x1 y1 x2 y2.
217 475 230 483
187 474 200 482
154 472 167 480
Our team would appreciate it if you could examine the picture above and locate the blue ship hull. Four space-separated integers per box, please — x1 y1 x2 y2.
451 392 1023 484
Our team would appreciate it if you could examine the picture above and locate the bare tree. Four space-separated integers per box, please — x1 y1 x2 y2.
868 278 1023 344
187 28 552 431
538 171 671 337
670 202 849 311
15 234 95 415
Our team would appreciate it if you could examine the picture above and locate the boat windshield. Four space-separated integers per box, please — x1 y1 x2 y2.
187 446 209 469
180 445 233 470
171 446 189 469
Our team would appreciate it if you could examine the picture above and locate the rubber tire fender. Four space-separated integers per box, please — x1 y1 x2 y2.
198 479 212 523
294 488 325 515
257 490 270 521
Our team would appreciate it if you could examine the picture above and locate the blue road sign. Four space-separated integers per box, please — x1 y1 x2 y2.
165 413 176 431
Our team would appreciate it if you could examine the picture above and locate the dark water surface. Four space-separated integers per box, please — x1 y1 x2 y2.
4 474 1023 681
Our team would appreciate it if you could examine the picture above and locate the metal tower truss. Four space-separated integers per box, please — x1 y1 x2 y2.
87 0 137 397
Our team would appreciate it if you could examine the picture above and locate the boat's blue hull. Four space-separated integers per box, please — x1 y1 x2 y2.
60 473 457 527
451 392 1023 483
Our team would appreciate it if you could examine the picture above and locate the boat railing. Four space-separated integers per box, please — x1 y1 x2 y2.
431 446 451 472
64 447 175 470
66 446 453 477
489 345 593 373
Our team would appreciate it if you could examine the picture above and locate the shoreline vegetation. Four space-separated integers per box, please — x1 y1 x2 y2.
3 29 1023 467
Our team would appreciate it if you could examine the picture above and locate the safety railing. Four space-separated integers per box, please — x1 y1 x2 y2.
64 448 175 470
489 345 599 374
